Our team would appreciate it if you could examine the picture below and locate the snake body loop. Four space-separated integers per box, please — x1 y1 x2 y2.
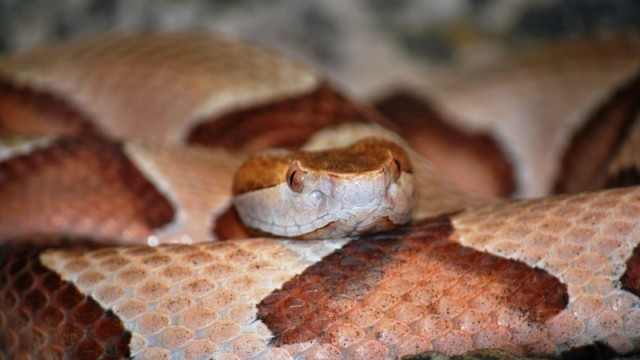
0 32 639 360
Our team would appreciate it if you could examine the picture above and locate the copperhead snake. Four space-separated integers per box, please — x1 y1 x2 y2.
0 31 639 360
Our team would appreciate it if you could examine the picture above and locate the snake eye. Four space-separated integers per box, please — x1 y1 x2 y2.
286 162 305 193
391 158 402 181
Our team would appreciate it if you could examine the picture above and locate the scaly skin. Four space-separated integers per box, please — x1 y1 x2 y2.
0 32 639 359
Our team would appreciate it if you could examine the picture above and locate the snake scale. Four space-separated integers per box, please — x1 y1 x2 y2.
0 32 640 360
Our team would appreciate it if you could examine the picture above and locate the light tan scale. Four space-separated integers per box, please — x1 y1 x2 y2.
40 237 349 359
123 142 246 244
451 187 640 355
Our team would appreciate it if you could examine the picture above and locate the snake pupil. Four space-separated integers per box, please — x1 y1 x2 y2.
289 171 297 187
392 158 402 181
394 159 401 172
286 162 305 192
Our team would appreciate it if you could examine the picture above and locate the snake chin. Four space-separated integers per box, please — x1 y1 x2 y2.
242 204 410 239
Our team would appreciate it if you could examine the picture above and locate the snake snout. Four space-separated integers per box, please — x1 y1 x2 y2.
329 171 386 208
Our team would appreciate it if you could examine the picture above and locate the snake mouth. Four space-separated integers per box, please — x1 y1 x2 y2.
240 200 412 239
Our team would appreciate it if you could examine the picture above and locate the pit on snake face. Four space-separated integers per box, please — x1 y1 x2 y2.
232 138 416 239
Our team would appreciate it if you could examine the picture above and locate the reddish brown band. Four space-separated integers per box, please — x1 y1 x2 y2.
258 216 568 346
375 92 514 198
0 137 175 242
213 206 252 240
0 241 130 359
621 244 640 297
187 84 385 152
0 78 99 137
554 72 640 193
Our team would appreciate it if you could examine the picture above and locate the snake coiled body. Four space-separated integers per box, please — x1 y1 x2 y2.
0 32 640 359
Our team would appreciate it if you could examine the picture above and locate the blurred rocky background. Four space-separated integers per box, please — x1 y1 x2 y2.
1 0 639 97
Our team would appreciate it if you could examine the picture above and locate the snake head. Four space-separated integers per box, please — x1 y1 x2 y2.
232 138 416 239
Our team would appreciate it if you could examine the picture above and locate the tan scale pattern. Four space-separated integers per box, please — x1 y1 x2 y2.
40 237 348 359
37 186 640 359
123 142 246 243
452 186 640 354
0 32 320 143
0 137 175 244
